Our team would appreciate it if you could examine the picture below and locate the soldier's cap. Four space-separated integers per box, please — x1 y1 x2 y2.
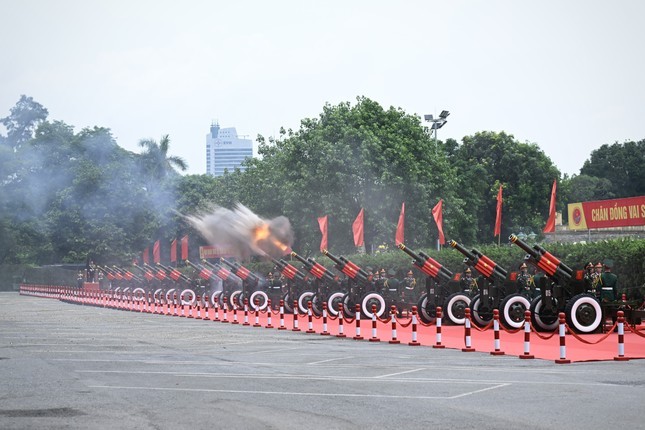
407 270 413 276
594 262 603 268
585 262 593 269
380 269 386 274
366 267 373 273
465 268 472 273
519 263 527 269
387 269 395 276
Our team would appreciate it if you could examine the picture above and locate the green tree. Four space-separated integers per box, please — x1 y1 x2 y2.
138 134 188 185
0 95 48 150
580 140 644 198
233 97 462 254
449 131 561 243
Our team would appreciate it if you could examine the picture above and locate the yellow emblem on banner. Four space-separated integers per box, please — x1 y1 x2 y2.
568 203 587 230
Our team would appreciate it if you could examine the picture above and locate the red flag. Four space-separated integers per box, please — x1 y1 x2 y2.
543 180 557 233
317 215 328 252
170 238 177 263
181 235 188 260
153 240 160 264
352 208 364 247
494 184 503 237
142 247 149 264
432 199 445 245
395 202 405 245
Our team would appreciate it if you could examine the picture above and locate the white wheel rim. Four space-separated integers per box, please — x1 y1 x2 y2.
211 290 223 305
133 287 145 301
166 288 176 302
446 294 470 325
298 292 314 313
327 292 344 316
180 289 196 305
250 291 269 311
502 295 530 329
362 293 386 318
569 296 602 333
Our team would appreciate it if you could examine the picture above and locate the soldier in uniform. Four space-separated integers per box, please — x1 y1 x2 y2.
600 261 618 303
383 269 401 311
460 268 478 296
402 270 418 305
591 262 603 299
77 271 84 289
516 262 533 298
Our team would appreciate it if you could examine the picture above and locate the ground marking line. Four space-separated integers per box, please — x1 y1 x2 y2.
75 370 618 387
308 356 354 365
52 358 595 375
87 385 464 400
449 383 510 398
373 368 426 379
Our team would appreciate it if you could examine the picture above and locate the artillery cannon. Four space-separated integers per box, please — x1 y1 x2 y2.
449 240 528 329
322 249 386 318
199 259 247 308
291 251 342 316
398 243 465 324
509 234 602 333
220 258 262 310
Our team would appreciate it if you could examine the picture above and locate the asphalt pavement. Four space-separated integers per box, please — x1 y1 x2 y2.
1 292 643 430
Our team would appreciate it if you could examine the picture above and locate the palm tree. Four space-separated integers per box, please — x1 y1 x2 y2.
138 134 188 182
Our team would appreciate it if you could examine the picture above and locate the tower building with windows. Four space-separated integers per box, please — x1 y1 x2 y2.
205 123 253 176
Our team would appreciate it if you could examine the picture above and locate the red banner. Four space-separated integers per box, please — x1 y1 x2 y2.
352 208 364 247
568 196 645 230
317 215 328 252
395 202 405 246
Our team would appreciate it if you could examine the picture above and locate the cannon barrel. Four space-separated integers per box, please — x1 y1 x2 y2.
509 234 573 280
291 252 336 282
201 260 235 281
321 249 369 284
449 240 507 282
155 263 193 283
398 243 452 282
270 257 306 281
221 258 260 283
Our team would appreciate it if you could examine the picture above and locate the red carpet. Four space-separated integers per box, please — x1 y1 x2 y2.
199 307 645 363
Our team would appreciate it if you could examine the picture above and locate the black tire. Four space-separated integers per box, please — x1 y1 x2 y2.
311 293 323 316
327 291 345 316
361 292 386 318
470 294 494 327
210 290 223 305
249 290 269 311
499 294 531 329
417 294 436 324
283 292 293 313
228 290 243 309
298 291 315 314
530 296 559 331
565 293 602 334
342 293 357 318
180 289 196 305
443 292 471 325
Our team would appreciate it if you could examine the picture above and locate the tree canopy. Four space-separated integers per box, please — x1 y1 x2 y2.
0 95 642 265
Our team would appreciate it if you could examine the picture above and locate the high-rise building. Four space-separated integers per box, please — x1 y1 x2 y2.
205 123 253 176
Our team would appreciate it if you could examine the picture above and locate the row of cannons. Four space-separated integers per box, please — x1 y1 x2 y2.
93 235 643 334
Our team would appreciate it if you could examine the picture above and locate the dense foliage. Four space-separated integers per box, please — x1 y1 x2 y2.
1 95 643 268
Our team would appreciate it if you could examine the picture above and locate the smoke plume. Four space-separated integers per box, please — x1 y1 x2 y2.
185 203 293 261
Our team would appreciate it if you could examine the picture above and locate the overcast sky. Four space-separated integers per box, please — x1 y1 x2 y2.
2 0 643 176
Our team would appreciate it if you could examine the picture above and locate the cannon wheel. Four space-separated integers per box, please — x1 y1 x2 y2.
180 289 196 306
565 293 602 333
500 294 531 329
210 290 223 306
132 287 146 301
530 296 559 331
311 293 323 316
470 294 495 327
342 293 357 318
361 292 386 318
282 292 293 313
228 290 243 309
165 288 176 302
417 294 436 324
153 288 163 304
327 292 345 317
298 291 315 314
443 293 471 325
249 290 269 311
